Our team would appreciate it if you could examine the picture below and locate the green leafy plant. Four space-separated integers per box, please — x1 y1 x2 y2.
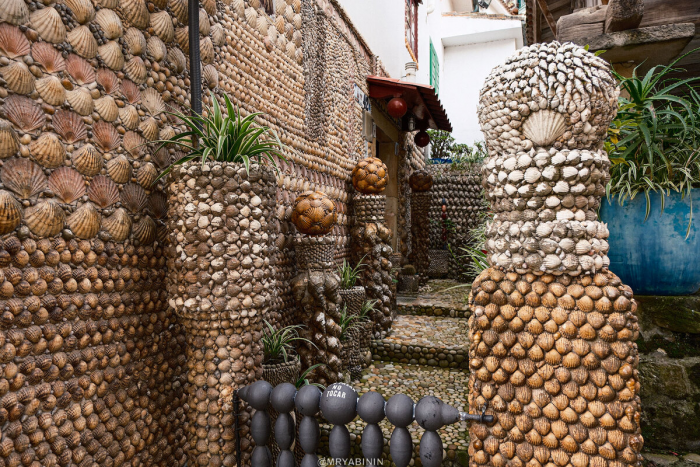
338 305 361 341
337 257 365 289
359 299 379 321
605 50 700 235
295 364 326 389
261 320 314 365
155 92 285 182
450 209 492 278
451 141 487 171
427 129 455 160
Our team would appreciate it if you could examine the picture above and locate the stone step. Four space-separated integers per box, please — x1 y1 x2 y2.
372 315 469 369
397 294 471 318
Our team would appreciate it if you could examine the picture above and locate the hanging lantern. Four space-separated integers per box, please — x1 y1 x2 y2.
387 97 408 119
414 130 430 148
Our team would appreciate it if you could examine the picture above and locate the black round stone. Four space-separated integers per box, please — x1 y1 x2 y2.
385 394 414 428
320 383 357 425
357 391 385 425
246 380 273 411
295 385 322 416
415 396 443 431
270 383 297 413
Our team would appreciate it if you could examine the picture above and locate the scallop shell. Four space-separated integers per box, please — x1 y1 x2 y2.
121 183 147 212
175 26 189 53
31 42 65 73
159 125 176 141
203 64 218 89
65 54 95 84
66 88 94 116
123 131 145 156
96 68 119 95
152 0 167 9
102 208 131 241
167 48 186 74
124 27 146 56
53 110 87 144
94 96 119 122
0 119 19 158
97 41 125 71
0 190 22 234
94 9 123 40
92 121 120 151
136 162 158 188
200 37 214 64
67 26 98 59
0 0 29 26
139 117 159 141
121 79 140 104
124 56 147 84
118 105 139 130
0 24 30 59
49 167 85 203
65 0 95 24
202 0 215 15
30 133 65 169
106 155 131 183
522 110 567 147
149 191 167 218
72 144 103 176
1 158 47 199
24 200 65 237
35 75 65 106
168 0 188 24
199 9 211 35
146 36 166 62
67 203 100 239
150 11 174 43
152 147 171 168
30 7 66 44
211 24 225 47
132 215 156 244
87 175 119 208
120 0 150 29
2 61 35 95
3 96 44 134
141 87 165 115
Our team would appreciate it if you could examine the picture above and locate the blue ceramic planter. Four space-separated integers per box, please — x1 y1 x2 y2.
600 188 700 295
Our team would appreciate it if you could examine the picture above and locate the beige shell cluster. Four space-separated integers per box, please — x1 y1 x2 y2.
483 147 612 275
233 0 303 64
478 42 619 155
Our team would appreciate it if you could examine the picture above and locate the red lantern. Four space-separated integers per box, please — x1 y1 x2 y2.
387 97 408 119
414 130 430 147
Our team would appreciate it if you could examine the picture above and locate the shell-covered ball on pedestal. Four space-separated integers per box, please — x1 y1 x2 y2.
291 190 337 235
352 156 388 194
409 169 433 192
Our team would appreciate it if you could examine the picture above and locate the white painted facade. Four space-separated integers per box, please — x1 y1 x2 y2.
336 0 525 145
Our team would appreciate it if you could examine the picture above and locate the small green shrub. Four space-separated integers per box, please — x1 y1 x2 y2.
261 320 314 365
337 258 365 289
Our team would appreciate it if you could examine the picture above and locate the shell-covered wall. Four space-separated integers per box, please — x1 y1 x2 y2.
0 0 426 465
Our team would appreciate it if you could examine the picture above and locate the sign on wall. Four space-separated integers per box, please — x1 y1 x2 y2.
354 84 372 112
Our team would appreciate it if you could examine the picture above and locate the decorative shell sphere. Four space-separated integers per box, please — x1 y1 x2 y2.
409 169 433 192
291 191 337 236
351 156 388 194
478 41 620 155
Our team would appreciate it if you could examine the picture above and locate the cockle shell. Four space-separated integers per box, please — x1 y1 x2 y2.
96 68 119 94
35 75 65 106
141 87 165 115
124 27 146 56
168 0 188 24
0 190 22 234
31 42 65 73
136 162 157 188
132 215 156 244
152 147 171 168
53 110 87 144
175 26 189 54
522 110 567 147
159 126 176 141
94 96 119 122
0 24 30 59
200 37 214 64
94 9 123 40
87 175 119 208
92 121 120 151
121 183 147 212
29 7 66 44
149 191 167 218
123 131 145 156
97 41 125 71
24 200 65 237
67 26 98 59
0 119 19 158
202 0 215 15
121 79 140 104
120 0 150 29
67 202 100 239
106 155 131 183
118 105 139 130
0 0 29 26
146 36 166 62
139 118 159 141
167 48 186 74
211 24 225 47
72 144 103 176
2 61 35 95
124 57 147 84
101 207 131 241
150 11 174 43
199 9 211 35
65 0 95 24
203 64 218 89
30 133 65 168
1 158 47 199
49 167 85 203
66 88 94 116
65 54 95 84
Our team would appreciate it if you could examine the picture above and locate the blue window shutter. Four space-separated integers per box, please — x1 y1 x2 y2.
430 41 439 95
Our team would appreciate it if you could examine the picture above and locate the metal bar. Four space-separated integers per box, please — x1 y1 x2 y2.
188 0 202 118
233 390 241 467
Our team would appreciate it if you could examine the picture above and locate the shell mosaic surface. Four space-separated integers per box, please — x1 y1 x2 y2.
469 42 642 467
409 191 431 280
408 168 433 192
351 156 388 195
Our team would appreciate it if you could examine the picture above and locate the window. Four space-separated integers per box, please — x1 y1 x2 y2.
405 0 418 61
429 40 439 94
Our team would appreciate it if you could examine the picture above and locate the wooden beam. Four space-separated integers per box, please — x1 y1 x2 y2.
536 0 558 37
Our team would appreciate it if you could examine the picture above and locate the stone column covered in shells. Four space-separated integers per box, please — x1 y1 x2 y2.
409 169 433 283
166 162 277 467
468 42 643 467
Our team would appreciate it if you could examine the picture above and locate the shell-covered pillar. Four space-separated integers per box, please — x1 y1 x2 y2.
469 42 643 467
290 191 343 386
350 157 394 337
408 169 433 282
167 162 277 467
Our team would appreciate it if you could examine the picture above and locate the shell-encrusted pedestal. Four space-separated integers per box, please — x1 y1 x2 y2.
409 191 431 283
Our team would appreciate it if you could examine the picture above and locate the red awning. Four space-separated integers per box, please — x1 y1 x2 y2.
366 75 453 133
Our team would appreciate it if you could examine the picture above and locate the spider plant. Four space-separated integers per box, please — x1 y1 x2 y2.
295 364 326 390
359 299 378 321
154 92 285 182
337 257 365 289
261 321 314 365
339 305 361 341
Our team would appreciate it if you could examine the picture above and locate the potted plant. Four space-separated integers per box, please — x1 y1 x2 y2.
600 53 700 295
338 304 362 371
357 299 378 366
397 264 421 295
260 321 313 385
337 258 366 316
